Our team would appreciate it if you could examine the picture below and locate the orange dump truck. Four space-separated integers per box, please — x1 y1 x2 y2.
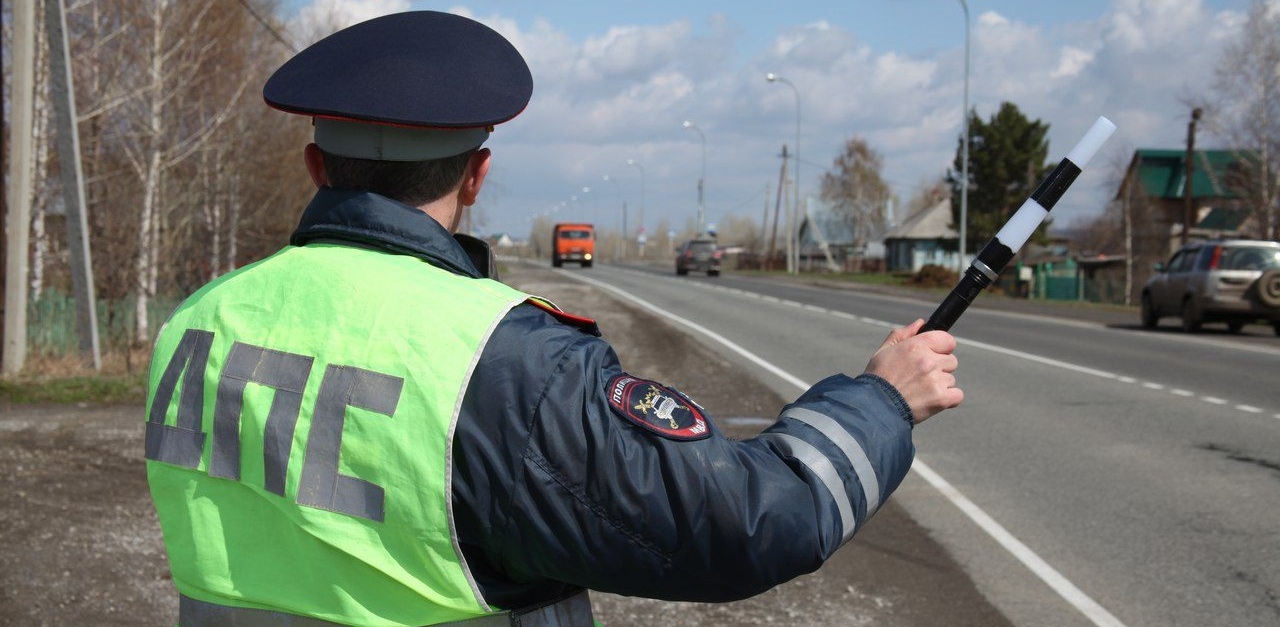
552 223 595 268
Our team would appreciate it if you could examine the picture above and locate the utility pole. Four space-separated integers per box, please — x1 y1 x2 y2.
1182 107 1203 246
760 183 770 260
47 0 102 370
682 121 707 236
771 145 789 271
5 0 37 378
1124 168 1134 306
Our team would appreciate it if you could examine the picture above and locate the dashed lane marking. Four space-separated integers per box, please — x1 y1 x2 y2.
621 267 1279 424
561 268 1129 627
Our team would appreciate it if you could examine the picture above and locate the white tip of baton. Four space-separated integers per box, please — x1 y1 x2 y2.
1065 116 1117 169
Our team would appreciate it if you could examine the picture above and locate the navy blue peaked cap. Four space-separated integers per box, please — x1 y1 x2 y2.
264 11 532 130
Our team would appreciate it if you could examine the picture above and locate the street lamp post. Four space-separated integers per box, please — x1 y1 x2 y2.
603 174 625 260
581 186 594 224
957 0 970 272
569 187 593 224
626 158 646 258
682 120 707 236
766 72 801 274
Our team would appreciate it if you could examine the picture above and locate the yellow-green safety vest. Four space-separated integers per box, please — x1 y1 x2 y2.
146 243 532 626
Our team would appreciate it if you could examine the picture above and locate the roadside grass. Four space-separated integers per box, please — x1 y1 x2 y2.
734 268 917 288
713 266 1138 317
733 268 955 297
1 352 149 405
1 263 1139 405
800 271 917 288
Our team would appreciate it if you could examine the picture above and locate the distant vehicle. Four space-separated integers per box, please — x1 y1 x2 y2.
675 239 721 276
552 223 594 268
1141 239 1280 335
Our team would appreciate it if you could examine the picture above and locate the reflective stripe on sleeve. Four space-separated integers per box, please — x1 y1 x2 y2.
781 406 882 516
758 433 857 543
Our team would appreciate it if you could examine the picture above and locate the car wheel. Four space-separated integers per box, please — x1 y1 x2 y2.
1180 297 1202 333
552 258 562 268
1140 293 1158 329
1258 269 1280 308
1273 323 1280 337
676 268 688 276
708 270 720 277
1227 322 1244 334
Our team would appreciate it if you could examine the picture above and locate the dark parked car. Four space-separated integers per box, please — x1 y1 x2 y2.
676 239 721 276
1141 239 1280 334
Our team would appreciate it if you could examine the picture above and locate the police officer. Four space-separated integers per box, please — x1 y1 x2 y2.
144 10 962 627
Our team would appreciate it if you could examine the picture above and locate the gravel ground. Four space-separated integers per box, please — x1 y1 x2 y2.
0 263 1012 626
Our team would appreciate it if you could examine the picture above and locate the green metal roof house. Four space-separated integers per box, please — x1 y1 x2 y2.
1115 148 1260 242
1117 149 1257 202
1111 148 1261 304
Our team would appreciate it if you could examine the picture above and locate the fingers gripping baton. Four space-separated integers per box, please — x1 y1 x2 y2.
923 116 1117 332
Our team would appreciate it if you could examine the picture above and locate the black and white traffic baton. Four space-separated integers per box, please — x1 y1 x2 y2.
922 116 1117 332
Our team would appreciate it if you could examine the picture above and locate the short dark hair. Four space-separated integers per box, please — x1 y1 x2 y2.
320 148 475 207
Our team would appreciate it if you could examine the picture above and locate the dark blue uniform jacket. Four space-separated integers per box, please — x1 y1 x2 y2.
292 188 917 610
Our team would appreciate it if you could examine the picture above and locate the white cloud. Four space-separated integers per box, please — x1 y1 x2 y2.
772 20 835 58
1104 0 1203 52
579 23 693 81
284 1 1256 236
871 53 937 100
1051 46 1094 79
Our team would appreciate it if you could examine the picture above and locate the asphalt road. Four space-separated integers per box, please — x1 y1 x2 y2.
504 264 1011 626
5 259 1273 626
552 261 1280 627
1 263 1011 627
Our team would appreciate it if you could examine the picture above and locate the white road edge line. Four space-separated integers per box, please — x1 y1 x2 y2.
565 272 809 391
910 463 1127 627
561 269 1128 627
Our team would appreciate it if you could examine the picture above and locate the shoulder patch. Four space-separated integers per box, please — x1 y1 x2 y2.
607 374 711 441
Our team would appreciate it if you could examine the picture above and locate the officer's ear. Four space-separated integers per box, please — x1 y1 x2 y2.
458 148 491 207
304 143 329 188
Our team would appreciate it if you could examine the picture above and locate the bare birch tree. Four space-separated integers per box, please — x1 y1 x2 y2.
6 0 310 365
30 3 52 301
133 3 222 340
85 1 253 343
820 137 894 253
901 178 950 225
1209 0 1280 240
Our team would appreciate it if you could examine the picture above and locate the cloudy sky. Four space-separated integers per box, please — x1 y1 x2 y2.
280 0 1263 241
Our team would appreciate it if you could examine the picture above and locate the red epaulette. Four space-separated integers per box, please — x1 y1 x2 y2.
525 298 601 336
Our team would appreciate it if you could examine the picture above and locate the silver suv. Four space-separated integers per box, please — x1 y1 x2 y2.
1141 239 1280 335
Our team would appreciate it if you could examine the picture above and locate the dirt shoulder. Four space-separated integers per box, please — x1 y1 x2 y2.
0 263 1011 626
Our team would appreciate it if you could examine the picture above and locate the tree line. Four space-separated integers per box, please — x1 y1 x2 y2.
818 0 1277 285
3 0 314 361
3 0 1276 368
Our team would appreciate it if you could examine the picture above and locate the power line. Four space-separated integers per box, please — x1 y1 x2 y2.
717 184 769 214
234 0 297 53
